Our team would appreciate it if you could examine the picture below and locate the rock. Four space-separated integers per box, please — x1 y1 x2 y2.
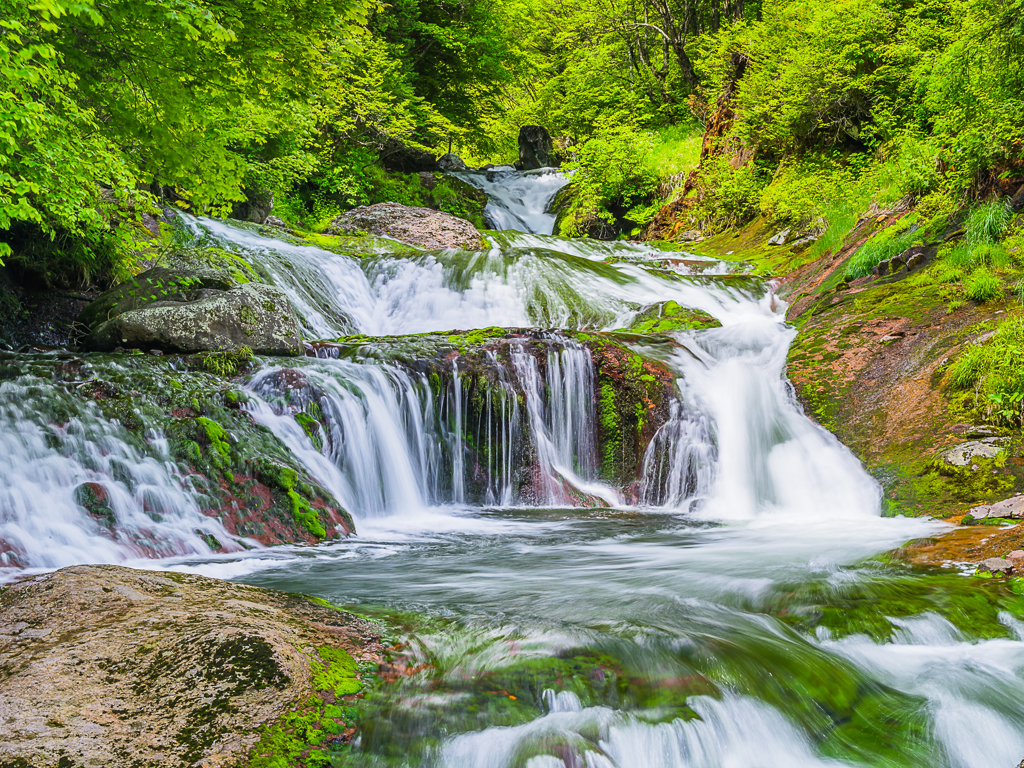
1009 550 1024 570
80 269 304 355
977 557 1014 575
419 171 438 190
903 246 928 270
437 153 469 171
677 230 703 242
0 565 382 768
976 494 1024 520
231 187 274 224
374 130 438 173
767 229 792 246
939 439 1005 467
516 125 558 170
263 215 287 229
327 202 484 251
790 236 818 252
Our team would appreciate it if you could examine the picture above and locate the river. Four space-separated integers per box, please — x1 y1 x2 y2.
2 168 1024 766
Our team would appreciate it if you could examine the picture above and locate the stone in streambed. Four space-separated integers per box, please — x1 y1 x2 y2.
79 267 303 355
328 202 483 251
516 125 558 170
976 557 1014 576
939 439 1006 468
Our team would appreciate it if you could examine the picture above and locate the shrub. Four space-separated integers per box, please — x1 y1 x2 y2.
948 316 1024 424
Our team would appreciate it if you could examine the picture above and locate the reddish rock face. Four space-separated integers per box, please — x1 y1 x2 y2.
328 202 484 251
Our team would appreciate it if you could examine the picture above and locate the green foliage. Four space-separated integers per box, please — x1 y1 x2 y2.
963 266 1004 302
966 200 1012 245
845 219 919 279
948 316 1024 425
560 125 659 237
201 347 255 377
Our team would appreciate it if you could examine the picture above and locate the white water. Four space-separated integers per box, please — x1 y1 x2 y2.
454 166 571 234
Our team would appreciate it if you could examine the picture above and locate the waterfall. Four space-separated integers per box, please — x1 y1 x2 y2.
452 167 571 235
245 333 617 515
0 376 238 571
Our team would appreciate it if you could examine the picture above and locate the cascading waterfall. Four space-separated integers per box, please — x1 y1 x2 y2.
245 333 614 513
0 376 238 570
453 167 571 235
7 167 1021 768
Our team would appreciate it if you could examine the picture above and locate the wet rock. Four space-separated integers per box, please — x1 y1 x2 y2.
263 215 287 229
0 565 382 768
516 125 557 170
437 153 469 171
790 235 818 252
767 229 792 246
1009 550 1024 571
677 230 704 242
231 186 274 224
327 202 484 250
82 278 304 356
966 494 1024 522
939 439 1006 468
903 246 928 270
976 557 1014 575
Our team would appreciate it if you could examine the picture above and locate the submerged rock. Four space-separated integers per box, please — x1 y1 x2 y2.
327 202 484 250
0 565 382 767
79 268 304 355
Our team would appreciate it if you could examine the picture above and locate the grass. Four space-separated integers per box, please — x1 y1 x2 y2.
845 221 920 278
948 315 1024 424
648 124 703 178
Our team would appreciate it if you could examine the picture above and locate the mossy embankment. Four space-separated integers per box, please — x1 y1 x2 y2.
690 210 1024 539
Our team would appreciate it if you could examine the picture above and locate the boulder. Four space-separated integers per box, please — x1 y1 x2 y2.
327 202 484 251
79 268 303 355
263 215 287 229
0 565 381 768
1009 550 1024 570
967 494 1024 522
767 229 792 246
438 153 469 172
374 130 438 173
939 439 1005 468
230 187 274 224
517 125 557 170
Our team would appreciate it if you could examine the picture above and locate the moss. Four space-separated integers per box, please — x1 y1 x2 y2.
598 377 622 481
196 416 232 470
446 326 508 353
288 491 327 539
294 412 324 451
620 301 721 334
248 644 364 768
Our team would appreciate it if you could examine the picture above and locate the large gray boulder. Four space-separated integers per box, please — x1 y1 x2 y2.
516 125 557 170
230 186 274 224
328 202 483 250
79 268 303 355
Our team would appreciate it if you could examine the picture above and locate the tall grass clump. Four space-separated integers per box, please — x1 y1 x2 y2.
948 316 1024 424
966 200 1011 245
964 266 1003 302
845 223 919 278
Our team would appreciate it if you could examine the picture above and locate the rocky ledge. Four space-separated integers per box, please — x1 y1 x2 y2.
0 565 383 768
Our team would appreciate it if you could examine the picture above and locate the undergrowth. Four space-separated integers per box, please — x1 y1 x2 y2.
948 316 1024 425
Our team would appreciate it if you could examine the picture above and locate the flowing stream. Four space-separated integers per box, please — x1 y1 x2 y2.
3 169 1024 765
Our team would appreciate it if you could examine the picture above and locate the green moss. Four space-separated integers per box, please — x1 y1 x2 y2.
446 326 508 353
598 378 622 481
294 412 324 451
248 644 364 768
201 346 254 377
621 301 721 334
288 491 327 539
196 416 232 469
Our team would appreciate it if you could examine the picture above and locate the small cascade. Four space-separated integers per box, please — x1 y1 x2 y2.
0 376 236 571
246 334 618 514
639 400 716 508
453 167 570 234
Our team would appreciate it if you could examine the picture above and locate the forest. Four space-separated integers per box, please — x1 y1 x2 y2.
3 0 1022 278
